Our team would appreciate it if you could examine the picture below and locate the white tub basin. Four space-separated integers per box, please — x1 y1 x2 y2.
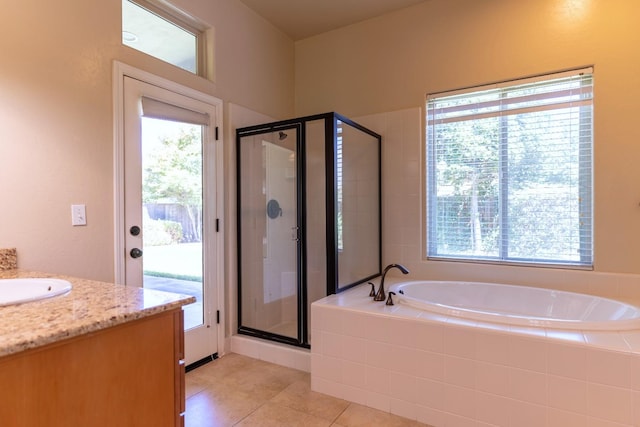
389 280 640 331
0 278 72 306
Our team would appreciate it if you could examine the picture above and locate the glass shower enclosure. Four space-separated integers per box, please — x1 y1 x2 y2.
236 112 381 348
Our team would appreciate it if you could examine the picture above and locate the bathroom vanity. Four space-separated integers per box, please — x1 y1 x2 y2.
0 269 194 427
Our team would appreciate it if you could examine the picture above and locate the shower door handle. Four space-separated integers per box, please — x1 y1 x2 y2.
291 226 300 242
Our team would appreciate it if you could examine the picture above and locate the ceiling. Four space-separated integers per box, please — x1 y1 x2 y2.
238 0 430 41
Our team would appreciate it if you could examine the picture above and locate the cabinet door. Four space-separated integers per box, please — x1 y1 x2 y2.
0 310 183 427
175 310 186 426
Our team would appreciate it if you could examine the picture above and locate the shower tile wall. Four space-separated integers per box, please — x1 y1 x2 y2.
355 108 422 274
337 123 380 288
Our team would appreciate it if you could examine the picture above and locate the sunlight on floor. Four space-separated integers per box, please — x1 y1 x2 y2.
185 353 431 426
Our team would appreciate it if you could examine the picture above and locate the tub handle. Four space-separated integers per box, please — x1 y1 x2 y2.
386 292 396 306
368 282 376 297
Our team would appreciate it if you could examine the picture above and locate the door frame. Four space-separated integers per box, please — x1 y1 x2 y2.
112 61 225 358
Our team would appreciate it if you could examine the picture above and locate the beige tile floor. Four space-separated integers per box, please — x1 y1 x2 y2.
185 353 431 427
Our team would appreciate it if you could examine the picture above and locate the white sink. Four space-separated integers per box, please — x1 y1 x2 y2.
0 278 72 306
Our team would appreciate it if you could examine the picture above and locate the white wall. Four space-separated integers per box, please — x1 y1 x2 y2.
6 0 640 350
295 0 640 282
0 0 294 281
355 108 640 304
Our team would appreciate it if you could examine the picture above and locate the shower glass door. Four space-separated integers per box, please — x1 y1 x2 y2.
237 113 380 349
238 128 300 343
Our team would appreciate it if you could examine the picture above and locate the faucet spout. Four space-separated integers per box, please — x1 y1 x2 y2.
373 263 409 302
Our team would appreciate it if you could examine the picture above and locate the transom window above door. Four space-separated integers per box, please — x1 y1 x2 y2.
122 0 211 78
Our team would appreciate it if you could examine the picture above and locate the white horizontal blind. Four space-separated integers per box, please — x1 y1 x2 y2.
141 96 209 126
426 68 593 266
336 122 344 251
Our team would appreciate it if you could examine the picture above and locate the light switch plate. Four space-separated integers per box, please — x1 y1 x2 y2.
71 204 87 226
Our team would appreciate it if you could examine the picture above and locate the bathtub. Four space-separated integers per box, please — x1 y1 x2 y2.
389 280 640 331
311 280 640 426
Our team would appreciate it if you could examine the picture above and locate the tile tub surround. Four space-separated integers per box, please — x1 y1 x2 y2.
0 269 195 357
0 248 17 270
311 283 640 427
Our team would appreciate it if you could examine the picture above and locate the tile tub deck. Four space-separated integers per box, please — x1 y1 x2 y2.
311 283 640 426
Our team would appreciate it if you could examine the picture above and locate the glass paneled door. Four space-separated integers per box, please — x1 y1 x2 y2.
140 117 204 331
122 76 219 365
238 127 301 344
236 113 381 349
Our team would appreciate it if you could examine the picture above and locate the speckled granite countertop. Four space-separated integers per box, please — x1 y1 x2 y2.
0 248 17 270
0 269 195 358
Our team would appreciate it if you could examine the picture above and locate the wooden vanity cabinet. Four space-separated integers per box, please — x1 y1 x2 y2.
0 309 186 427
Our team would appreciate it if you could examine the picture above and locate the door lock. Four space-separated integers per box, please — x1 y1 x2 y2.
130 248 143 259
130 225 141 236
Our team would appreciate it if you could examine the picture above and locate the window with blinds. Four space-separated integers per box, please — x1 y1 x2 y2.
426 68 593 267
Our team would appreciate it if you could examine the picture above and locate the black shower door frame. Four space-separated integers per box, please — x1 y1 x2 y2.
236 112 381 348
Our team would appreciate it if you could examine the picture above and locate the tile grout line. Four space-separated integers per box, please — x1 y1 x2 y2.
231 381 304 426
232 399 270 426
328 402 352 426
